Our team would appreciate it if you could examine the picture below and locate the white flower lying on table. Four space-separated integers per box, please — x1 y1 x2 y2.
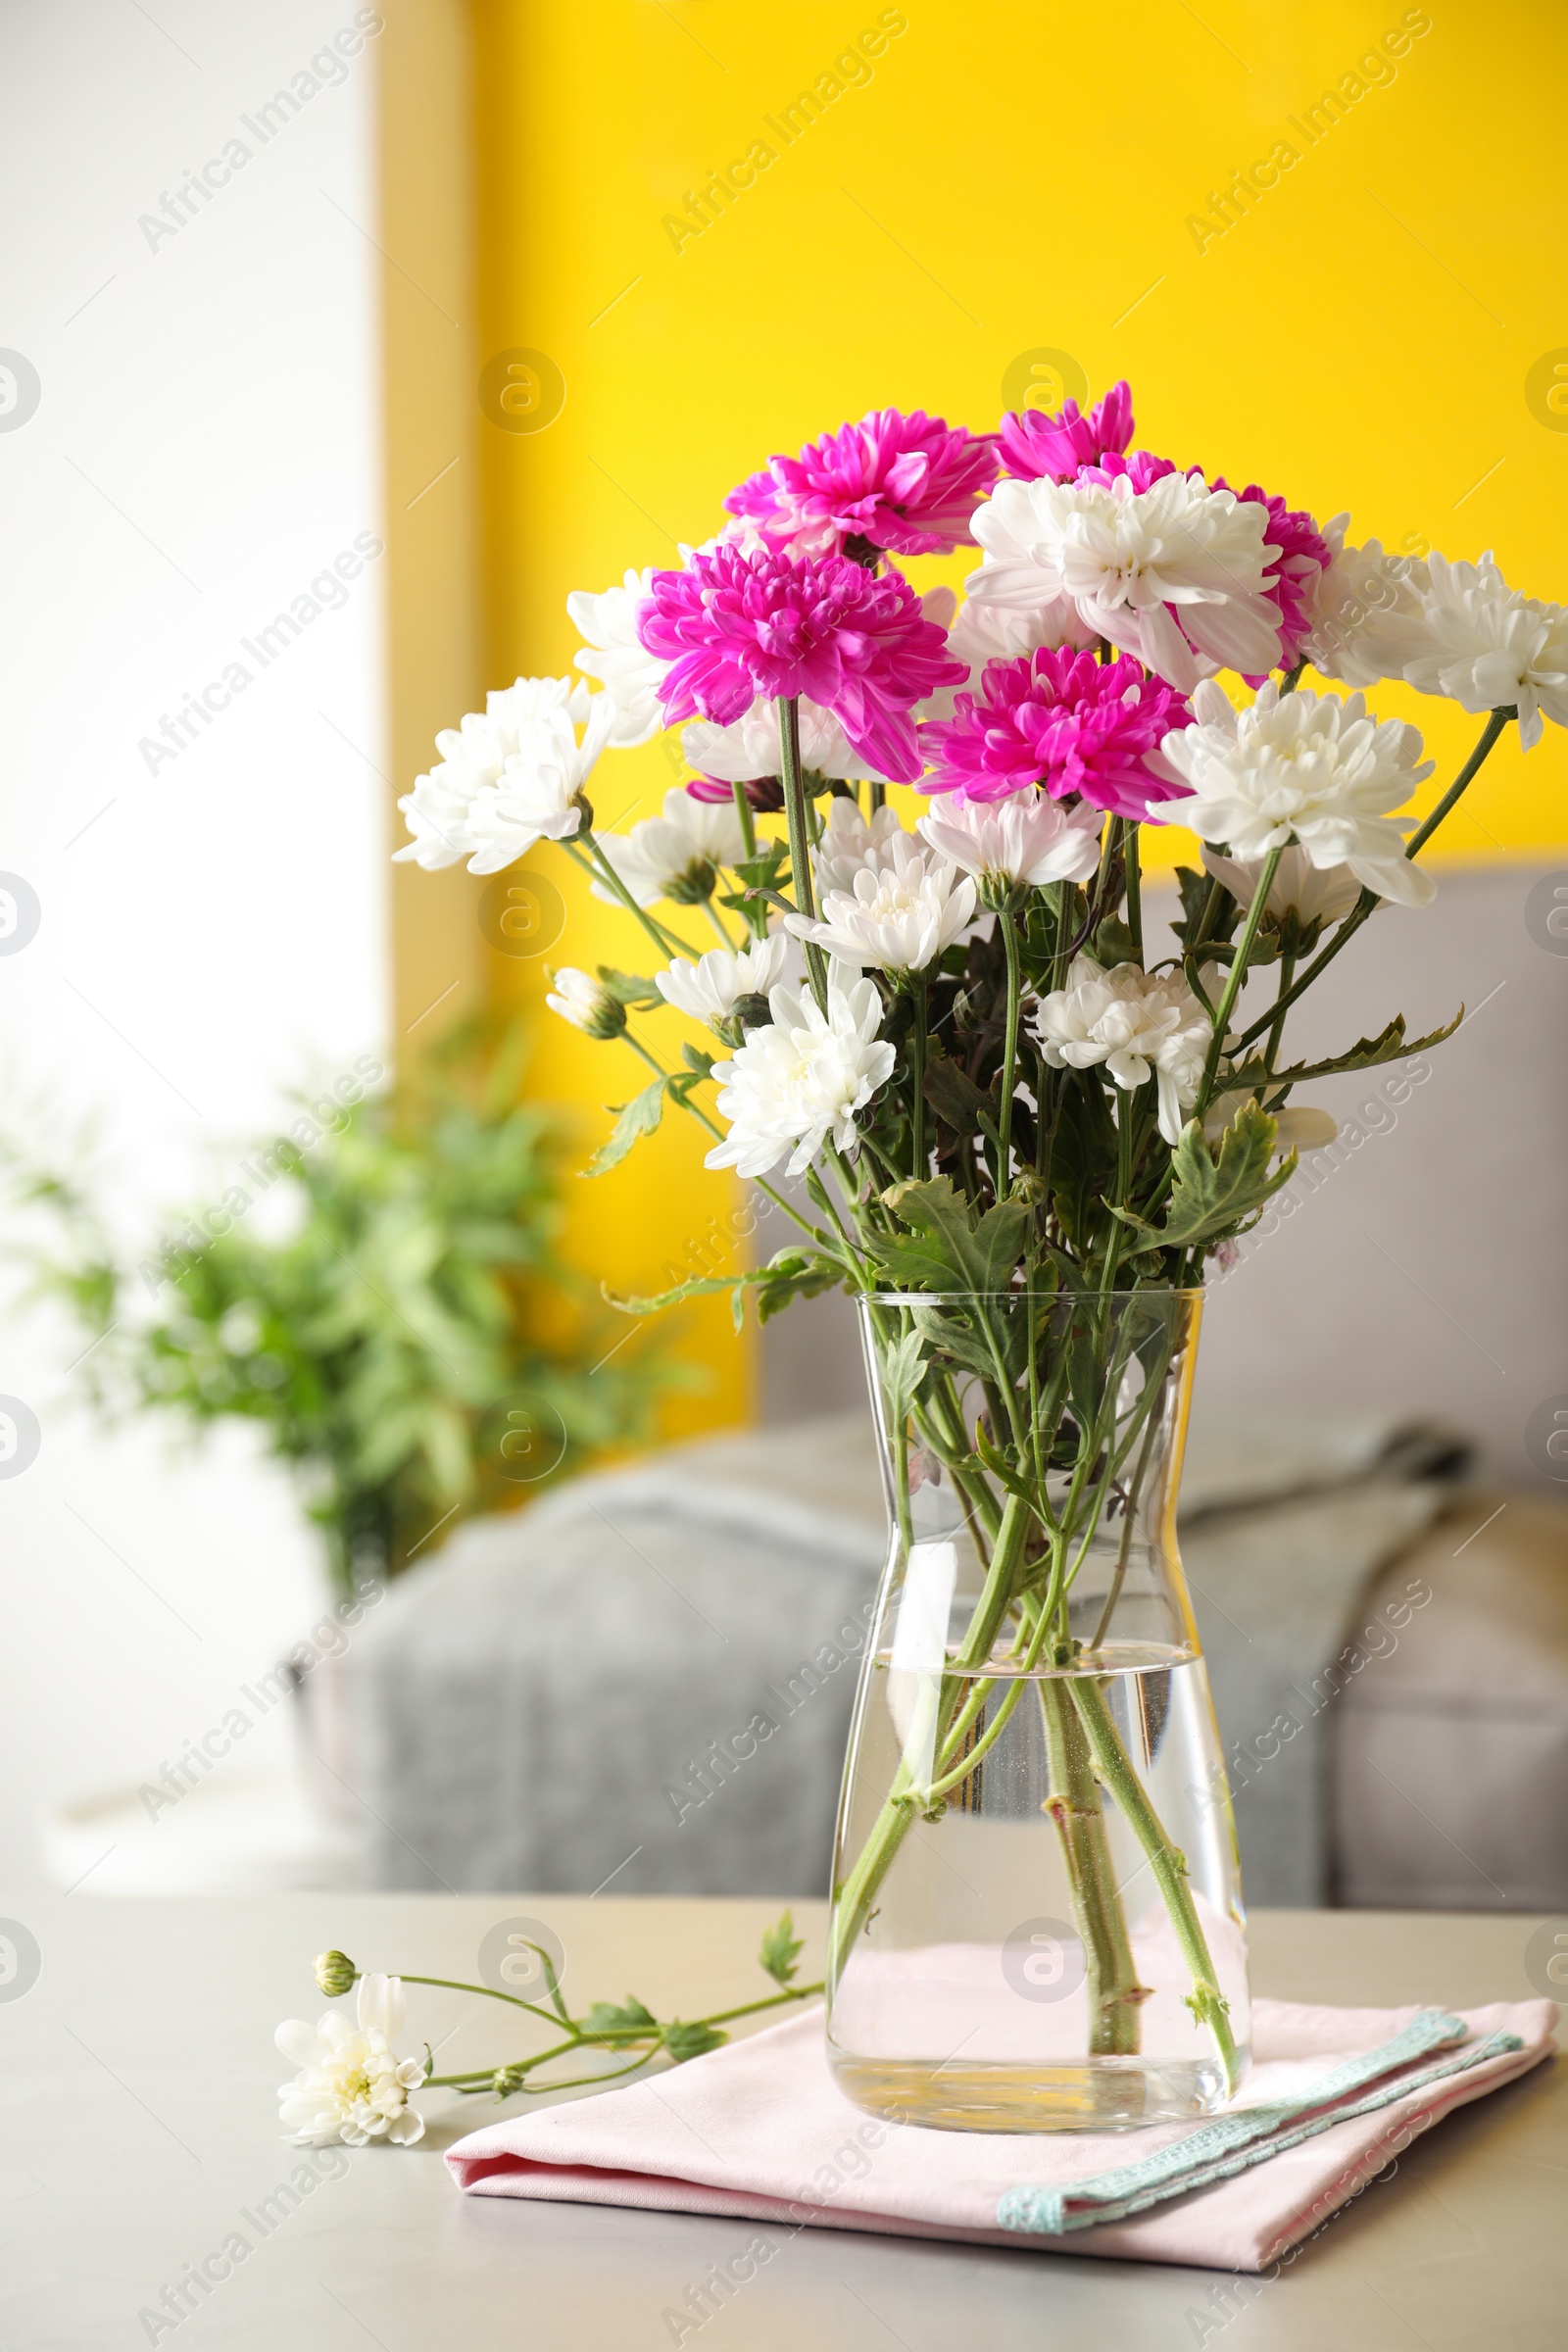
275 1971 428 2148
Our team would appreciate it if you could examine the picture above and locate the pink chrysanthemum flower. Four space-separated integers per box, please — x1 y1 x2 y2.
722 410 1001 560
1210 480 1334 679
638 543 966 785
998 381 1135 483
917 647 1196 822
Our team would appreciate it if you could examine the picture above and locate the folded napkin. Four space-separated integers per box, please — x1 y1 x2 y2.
447 1995 1555 2273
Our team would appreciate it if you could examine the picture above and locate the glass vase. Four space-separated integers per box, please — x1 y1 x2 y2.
827 1287 1249 2132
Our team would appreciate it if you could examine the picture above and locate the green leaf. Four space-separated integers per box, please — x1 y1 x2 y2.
605 1248 845 1325
905 1301 1001 1380
973 1418 1042 1513
760 1909 804 1988
595 966 663 1009
753 1251 845 1326
878 1328 929 1428
662 2020 728 2063
581 1995 657 2037
1218 1008 1463 1096
680 1043 716 1080
921 1048 1001 1148
1092 916 1137 969
582 1078 667 1178
877 1177 1028 1298
1046 1078 1117 1250
1112 1101 1296 1255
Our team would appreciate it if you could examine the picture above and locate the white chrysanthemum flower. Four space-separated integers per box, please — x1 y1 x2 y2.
965 470 1284 691
395 677 612 874
656 933 789 1025
682 698 879 783
565 567 668 748
545 966 625 1038
275 1974 425 2149
1033 955 1212 1146
1298 529 1429 689
786 834 977 976
1396 553 1568 752
591 789 748 907
1200 844 1364 930
1158 680 1436 908
916 790 1103 890
705 977 896 1178
810 798 910 898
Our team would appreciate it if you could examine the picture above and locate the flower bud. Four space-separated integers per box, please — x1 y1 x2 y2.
315 1949 357 1997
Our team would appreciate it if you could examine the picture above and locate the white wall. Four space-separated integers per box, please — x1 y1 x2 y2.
0 2 389 1888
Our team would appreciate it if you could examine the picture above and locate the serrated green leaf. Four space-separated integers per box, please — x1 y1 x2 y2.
582 1078 668 1178
596 966 663 1008
581 1995 657 2036
973 1418 1042 1512
680 1043 716 1080
760 1908 804 1988
1112 1102 1295 1255
921 1048 1001 1148
1218 1008 1463 1096
878 1328 929 1427
662 2020 728 2063
605 1247 846 1323
878 1177 1028 1298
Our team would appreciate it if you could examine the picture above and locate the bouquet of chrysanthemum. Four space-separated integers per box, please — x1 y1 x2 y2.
394 392 1564 2129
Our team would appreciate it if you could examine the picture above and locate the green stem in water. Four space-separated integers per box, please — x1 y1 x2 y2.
1039 1678 1148 2057
827 1495 1033 1982
1069 1675 1242 2091
777 697 828 1011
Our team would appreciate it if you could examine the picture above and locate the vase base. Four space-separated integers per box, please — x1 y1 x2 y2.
826 2044 1238 2132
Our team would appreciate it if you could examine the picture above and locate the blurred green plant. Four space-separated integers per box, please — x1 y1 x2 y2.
4 1017 671 1598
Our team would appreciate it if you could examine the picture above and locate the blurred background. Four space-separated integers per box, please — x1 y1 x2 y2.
2 0 1566 1909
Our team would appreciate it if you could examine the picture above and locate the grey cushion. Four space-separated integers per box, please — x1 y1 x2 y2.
353 1423 886 1896
1334 1494 1568 1910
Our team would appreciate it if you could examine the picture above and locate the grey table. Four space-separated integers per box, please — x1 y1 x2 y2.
2 1897 1563 2350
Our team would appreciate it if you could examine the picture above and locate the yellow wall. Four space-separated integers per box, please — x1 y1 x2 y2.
469 0 1568 1432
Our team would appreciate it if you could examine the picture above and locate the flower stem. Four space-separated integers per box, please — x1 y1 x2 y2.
702 896 740 952
1122 820 1143 962
1068 1675 1242 2091
827 1494 1033 1982
1235 708 1511 1051
909 982 928 1178
1194 847 1281 1121
1404 704 1512 858
1039 1678 1148 2056
574 827 702 962
777 696 829 1012
729 778 757 862
998 905 1022 1184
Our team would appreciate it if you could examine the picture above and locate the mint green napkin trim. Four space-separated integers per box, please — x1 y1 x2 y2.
999 2010 1523 2237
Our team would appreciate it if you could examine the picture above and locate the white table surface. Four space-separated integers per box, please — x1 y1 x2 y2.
2 1896 1562 2350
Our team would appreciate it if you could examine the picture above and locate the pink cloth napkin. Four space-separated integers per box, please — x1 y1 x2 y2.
446 1995 1556 2273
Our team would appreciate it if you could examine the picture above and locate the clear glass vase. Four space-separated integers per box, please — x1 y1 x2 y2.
827 1288 1249 2132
